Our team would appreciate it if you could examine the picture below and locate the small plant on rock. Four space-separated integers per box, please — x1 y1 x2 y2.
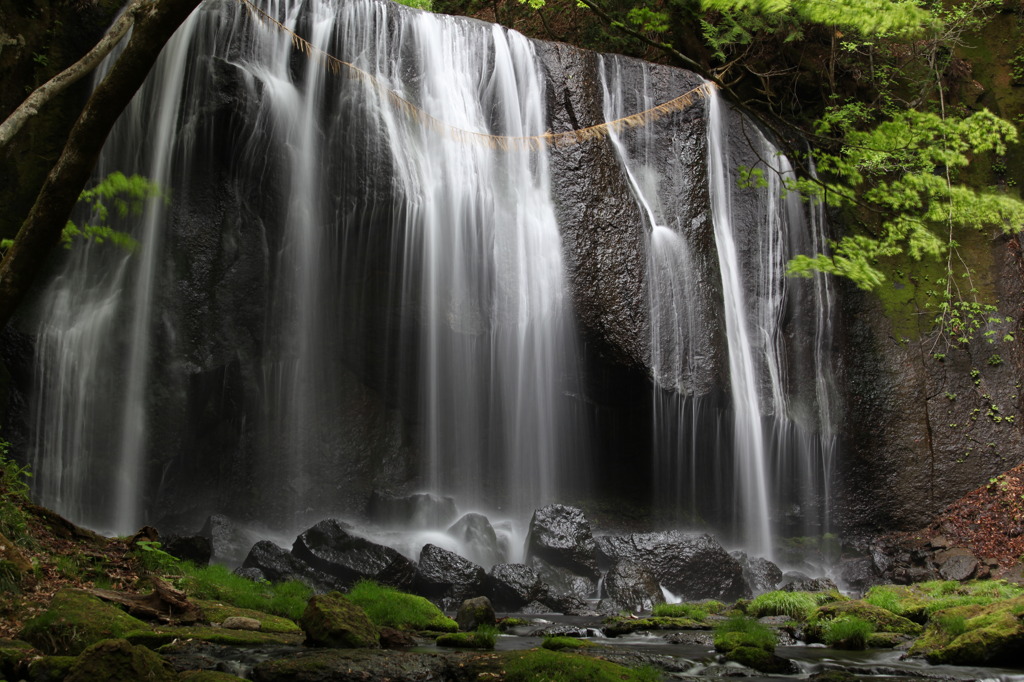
822 616 874 649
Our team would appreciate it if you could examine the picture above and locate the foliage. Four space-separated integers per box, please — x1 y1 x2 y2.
713 613 776 652
747 590 819 621
821 616 874 649
394 0 433 9
133 542 312 620
0 435 31 542
345 579 458 632
502 649 661 682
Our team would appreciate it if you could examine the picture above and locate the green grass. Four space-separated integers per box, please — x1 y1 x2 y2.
713 614 776 652
542 636 596 651
748 591 819 621
502 649 660 682
0 441 32 542
436 625 499 649
934 613 968 637
346 579 457 632
822 616 874 650
653 602 708 620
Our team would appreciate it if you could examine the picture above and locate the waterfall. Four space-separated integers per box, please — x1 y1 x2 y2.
600 56 838 558
24 0 584 534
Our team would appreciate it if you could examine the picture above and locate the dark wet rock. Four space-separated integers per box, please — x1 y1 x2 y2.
520 600 556 614
604 561 662 612
65 639 176 682
251 649 457 682
455 596 496 631
163 534 213 566
292 519 416 589
664 630 714 646
367 491 458 529
241 541 336 593
779 571 838 593
486 563 545 610
935 548 979 581
596 531 749 601
530 624 602 637
593 650 697 674
525 504 599 580
415 543 487 607
299 592 379 648
539 592 590 616
530 555 598 601
731 551 783 594
447 513 503 568
198 515 263 567
379 627 417 649
838 557 881 592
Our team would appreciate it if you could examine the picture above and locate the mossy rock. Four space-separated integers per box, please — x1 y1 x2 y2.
863 585 930 623
725 645 797 674
126 625 303 648
26 655 77 682
250 649 453 681
19 590 151 655
810 600 922 637
602 616 703 637
542 636 596 651
65 638 176 682
299 592 380 648
179 671 250 681
714 630 774 653
194 599 301 634
490 649 664 681
0 639 34 679
910 596 1024 666
866 632 909 648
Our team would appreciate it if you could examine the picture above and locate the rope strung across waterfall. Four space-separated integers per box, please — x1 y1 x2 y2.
234 0 715 150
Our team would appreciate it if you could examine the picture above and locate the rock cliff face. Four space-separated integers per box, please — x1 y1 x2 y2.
1 0 1021 546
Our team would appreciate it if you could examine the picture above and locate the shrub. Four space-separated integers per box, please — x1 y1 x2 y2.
713 614 776 652
822 616 874 649
748 591 819 621
346 580 457 632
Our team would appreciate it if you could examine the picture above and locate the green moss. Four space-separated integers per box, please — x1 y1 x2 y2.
748 591 820 621
65 638 176 682
298 592 380 648
542 636 596 650
126 625 303 648
194 599 301 634
500 649 660 682
345 580 457 632
26 655 77 682
0 638 34 678
810 600 922 638
498 617 530 630
713 614 776 652
866 632 908 648
602 615 702 636
725 645 794 673
435 626 498 650
19 590 151 655
864 585 929 623
652 602 708 620
909 596 1024 665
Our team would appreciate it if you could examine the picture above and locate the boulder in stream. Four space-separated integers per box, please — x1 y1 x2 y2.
292 519 417 590
415 544 487 607
524 504 599 580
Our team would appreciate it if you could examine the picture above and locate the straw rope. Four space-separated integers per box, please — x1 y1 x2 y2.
234 0 714 150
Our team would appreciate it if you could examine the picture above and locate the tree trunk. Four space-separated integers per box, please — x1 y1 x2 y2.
0 0 202 330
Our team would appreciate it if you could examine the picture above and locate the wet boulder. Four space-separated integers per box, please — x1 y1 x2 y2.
596 531 749 601
838 557 881 592
161 534 213 567
65 639 176 682
455 596 496 631
935 548 979 581
603 561 663 612
525 504 599 580
198 514 264 566
241 540 336 593
415 544 487 608
731 551 783 594
530 556 598 602
292 519 417 589
779 572 838 593
447 513 503 568
486 563 545 610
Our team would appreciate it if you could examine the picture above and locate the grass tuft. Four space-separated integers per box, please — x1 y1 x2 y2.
748 590 819 621
822 616 874 649
346 579 457 632
652 602 708 620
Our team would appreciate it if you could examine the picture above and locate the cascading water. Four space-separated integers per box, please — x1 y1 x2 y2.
24 0 584 537
600 56 838 559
